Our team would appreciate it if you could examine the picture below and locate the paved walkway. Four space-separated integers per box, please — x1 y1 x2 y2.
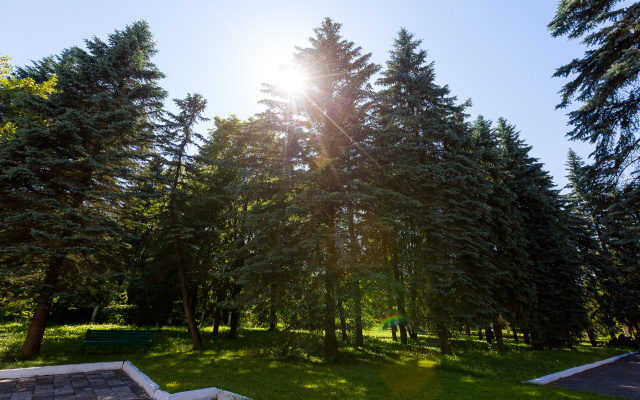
550 354 640 399
0 369 150 400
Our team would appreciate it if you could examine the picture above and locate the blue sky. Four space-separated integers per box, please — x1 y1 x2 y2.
3 0 593 189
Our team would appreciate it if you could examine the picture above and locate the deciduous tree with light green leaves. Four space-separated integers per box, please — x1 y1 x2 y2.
0 55 57 139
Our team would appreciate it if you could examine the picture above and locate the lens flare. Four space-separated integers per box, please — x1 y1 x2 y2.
379 314 407 329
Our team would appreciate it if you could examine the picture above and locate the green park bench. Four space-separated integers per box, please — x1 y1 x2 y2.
81 329 152 354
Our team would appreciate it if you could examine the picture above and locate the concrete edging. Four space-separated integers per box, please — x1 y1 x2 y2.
0 361 124 379
122 360 161 398
524 351 638 385
0 360 250 400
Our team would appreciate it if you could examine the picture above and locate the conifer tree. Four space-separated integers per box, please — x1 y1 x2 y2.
155 93 209 350
549 1 640 180
497 119 586 348
0 21 166 357
550 3 640 284
374 29 496 354
564 150 623 341
258 18 379 357
471 116 534 353
202 116 290 334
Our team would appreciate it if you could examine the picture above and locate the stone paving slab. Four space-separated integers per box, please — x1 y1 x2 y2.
0 369 150 400
550 354 640 399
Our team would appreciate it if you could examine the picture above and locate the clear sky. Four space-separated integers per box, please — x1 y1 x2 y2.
2 0 594 189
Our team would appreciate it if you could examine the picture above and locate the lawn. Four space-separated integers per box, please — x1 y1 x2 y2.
0 322 629 400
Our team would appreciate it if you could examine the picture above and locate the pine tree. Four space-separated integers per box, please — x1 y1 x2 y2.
202 116 290 335
258 18 379 358
471 115 534 353
497 119 586 348
550 2 640 272
549 1 640 180
564 150 626 341
154 94 209 350
374 29 496 354
0 21 166 357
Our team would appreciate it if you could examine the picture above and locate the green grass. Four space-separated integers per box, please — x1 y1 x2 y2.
0 322 629 399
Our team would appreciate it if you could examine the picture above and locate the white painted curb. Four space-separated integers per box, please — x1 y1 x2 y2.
0 360 251 400
525 351 638 385
217 390 251 400
123 360 160 398
0 361 124 379
166 387 218 400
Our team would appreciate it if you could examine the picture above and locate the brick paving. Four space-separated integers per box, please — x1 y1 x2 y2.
550 353 640 399
0 369 150 400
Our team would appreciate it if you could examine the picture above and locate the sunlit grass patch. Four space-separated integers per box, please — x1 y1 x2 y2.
0 322 629 399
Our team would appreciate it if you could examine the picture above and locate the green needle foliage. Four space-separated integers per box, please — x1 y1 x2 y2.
374 29 496 354
497 119 586 348
0 21 166 357
550 1 640 178
154 93 210 350
257 18 380 358
551 0 640 340
471 116 533 353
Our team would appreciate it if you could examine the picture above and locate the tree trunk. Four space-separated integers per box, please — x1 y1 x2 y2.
338 299 348 342
229 310 239 339
354 280 363 347
523 329 531 344
187 285 198 333
212 307 220 336
269 283 277 331
409 328 418 340
324 281 338 358
348 207 363 347
400 325 407 345
478 327 484 341
392 325 398 342
587 329 598 347
323 213 339 359
390 235 407 345
175 241 204 350
409 286 418 339
485 328 493 344
494 323 505 353
512 326 519 342
19 259 60 358
288 312 298 330
609 326 617 341
464 321 471 336
168 148 203 350
437 326 452 355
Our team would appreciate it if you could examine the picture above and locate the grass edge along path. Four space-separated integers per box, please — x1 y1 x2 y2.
0 322 630 400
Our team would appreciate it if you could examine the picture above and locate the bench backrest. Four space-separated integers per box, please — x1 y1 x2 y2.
84 329 152 342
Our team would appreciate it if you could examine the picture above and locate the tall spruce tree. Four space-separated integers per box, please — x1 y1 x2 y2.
564 150 626 341
549 1 640 180
550 2 640 295
202 116 290 335
374 29 496 354
0 21 166 357
155 94 209 350
497 119 586 348
471 116 534 353
258 18 379 357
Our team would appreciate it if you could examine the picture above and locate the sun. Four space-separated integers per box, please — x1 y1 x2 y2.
272 66 307 95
